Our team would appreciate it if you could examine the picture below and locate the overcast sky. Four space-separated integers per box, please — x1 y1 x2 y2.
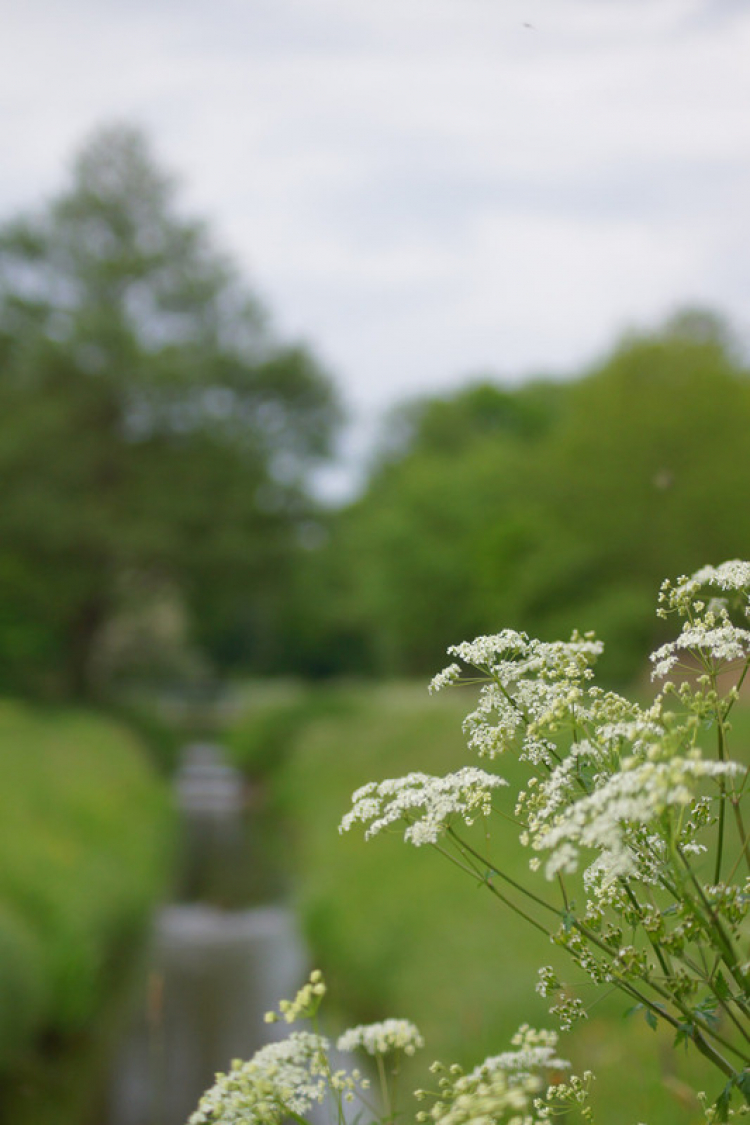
2 0 749 491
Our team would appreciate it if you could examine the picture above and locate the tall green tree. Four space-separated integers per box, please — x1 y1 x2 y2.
0 125 341 696
324 313 750 683
513 309 750 677
313 381 563 676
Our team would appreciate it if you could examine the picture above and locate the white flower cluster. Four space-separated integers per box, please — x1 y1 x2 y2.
337 1018 424 1056
191 974 392 1125
264 970 326 1025
651 561 750 682
531 752 745 884
651 621 750 678
188 1031 331 1125
497 1024 570 1073
428 662 463 694
461 678 576 763
444 630 603 683
430 631 603 763
334 559 750 1100
422 1065 542 1125
660 561 750 611
418 1026 577 1125
339 768 507 846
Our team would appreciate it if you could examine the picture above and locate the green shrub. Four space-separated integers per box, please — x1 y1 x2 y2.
0 699 174 1116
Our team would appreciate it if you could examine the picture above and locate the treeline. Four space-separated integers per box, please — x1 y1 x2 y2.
0 124 339 699
279 309 750 684
2 125 749 696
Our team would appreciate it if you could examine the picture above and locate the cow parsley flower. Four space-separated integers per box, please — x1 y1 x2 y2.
530 753 745 883
337 1018 424 1056
435 633 603 763
428 663 463 694
264 970 326 1024
188 1031 332 1125
661 561 750 610
340 768 507 846
422 1066 539 1125
419 1027 574 1125
651 621 750 678
497 1024 570 1072
445 630 602 685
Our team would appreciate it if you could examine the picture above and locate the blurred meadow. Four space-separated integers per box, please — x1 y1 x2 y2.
2 6 750 1122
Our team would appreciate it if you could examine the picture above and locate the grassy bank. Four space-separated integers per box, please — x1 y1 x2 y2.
0 699 174 1123
230 680 743 1125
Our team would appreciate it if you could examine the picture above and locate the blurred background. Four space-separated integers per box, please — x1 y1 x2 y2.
1 1 749 1123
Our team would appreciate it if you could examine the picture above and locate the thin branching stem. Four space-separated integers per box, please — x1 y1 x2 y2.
447 828 562 919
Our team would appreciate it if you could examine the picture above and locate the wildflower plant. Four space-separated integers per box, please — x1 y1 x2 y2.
340 560 750 1119
191 560 750 1124
189 972 594 1125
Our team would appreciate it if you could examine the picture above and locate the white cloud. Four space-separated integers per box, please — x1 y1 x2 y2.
1 0 750 456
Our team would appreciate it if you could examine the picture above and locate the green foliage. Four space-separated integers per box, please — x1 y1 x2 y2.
105 694 185 773
0 124 340 697
514 310 750 678
317 311 750 684
0 700 173 1119
226 680 361 778
226 681 314 776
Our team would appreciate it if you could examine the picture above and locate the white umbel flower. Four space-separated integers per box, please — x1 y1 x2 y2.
337 1018 424 1056
531 754 745 883
340 768 507 845
188 1031 330 1125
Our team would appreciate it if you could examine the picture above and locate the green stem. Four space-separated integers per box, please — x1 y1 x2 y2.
676 847 749 996
454 830 749 1069
621 882 672 979
447 828 562 919
312 1012 346 1125
676 950 750 1048
714 689 727 885
376 1053 392 1122
284 1110 313 1125
730 796 750 878
621 981 739 1081
432 838 552 936
722 658 750 723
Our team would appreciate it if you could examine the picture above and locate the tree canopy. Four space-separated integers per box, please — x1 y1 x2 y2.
0 125 341 696
301 312 750 684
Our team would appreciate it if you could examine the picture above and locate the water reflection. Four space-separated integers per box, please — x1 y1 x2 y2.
107 743 305 1125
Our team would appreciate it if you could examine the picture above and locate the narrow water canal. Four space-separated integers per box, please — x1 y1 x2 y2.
107 744 308 1125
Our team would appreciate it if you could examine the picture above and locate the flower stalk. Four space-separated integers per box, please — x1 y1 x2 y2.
341 560 750 1115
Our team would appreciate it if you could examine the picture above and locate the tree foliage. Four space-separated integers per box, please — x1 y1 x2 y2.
311 312 750 683
0 125 340 696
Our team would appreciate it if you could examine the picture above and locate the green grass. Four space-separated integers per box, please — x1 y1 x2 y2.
233 680 750 1125
0 698 174 1123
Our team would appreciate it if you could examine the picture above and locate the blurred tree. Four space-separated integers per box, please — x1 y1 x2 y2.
0 125 341 696
373 379 565 464
322 314 750 684
512 309 750 679
314 381 563 676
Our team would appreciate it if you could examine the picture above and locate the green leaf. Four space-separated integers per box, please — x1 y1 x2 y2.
694 997 719 1028
644 1009 657 1031
562 908 576 933
714 972 731 1001
735 1071 750 1101
714 1079 734 1123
